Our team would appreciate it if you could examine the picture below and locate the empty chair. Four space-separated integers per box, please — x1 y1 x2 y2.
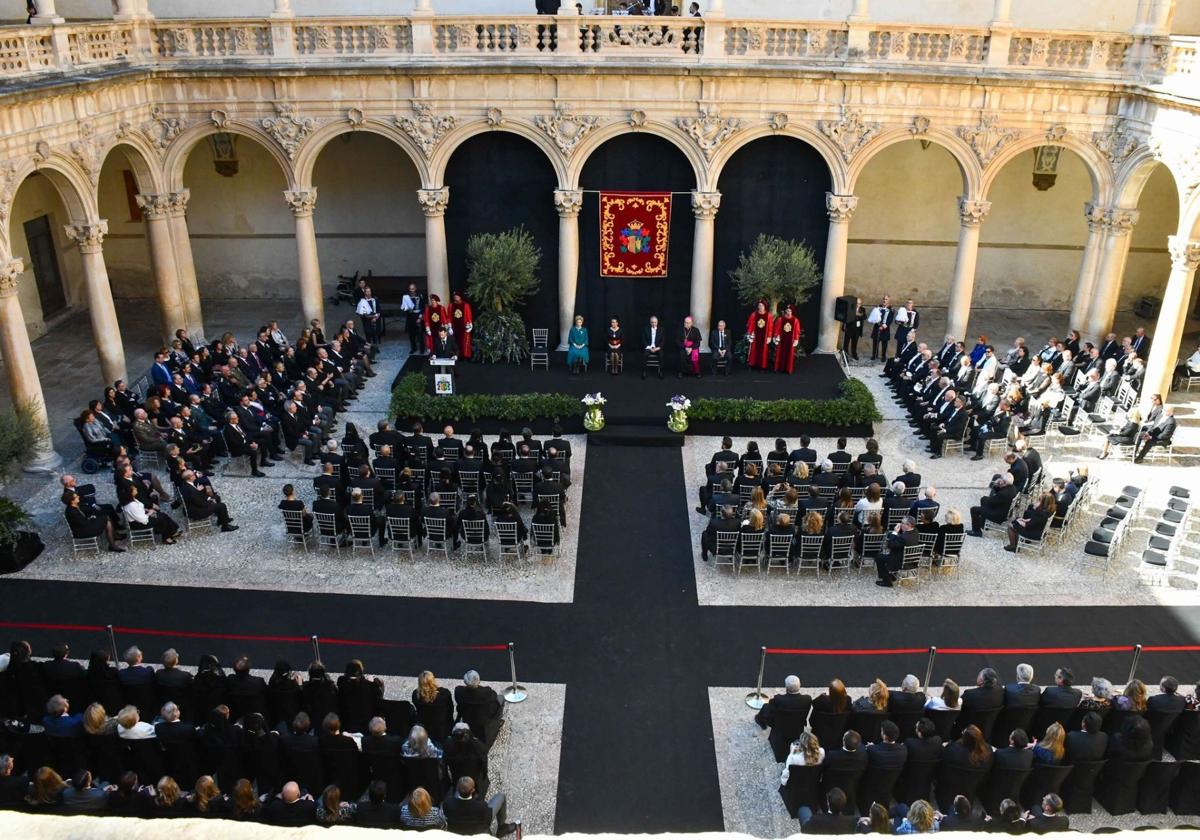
954 706 1003 745
1094 759 1152 816
1019 762 1073 811
924 708 959 743
991 705 1037 748
766 705 812 764
856 764 903 816
981 762 1032 817
848 709 886 745
1136 761 1181 814
895 759 939 807
934 763 990 812
1170 761 1200 815
778 763 822 820
808 711 849 753
1061 759 1106 814
1166 710 1200 761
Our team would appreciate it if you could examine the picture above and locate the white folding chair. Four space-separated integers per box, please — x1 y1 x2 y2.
424 516 451 561
936 531 965 574
530 328 550 371
827 534 854 575
514 472 535 505
713 531 738 570
766 533 792 575
796 534 824 575
496 520 524 563
857 531 886 571
70 531 101 556
386 516 415 561
537 493 564 528
375 466 396 495
314 511 341 553
281 508 311 551
184 509 215 535
348 514 375 556
461 518 488 561
737 531 764 574
124 512 157 550
531 521 558 558
894 543 924 588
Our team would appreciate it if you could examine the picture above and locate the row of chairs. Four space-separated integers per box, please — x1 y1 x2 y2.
1140 486 1193 585
283 509 561 564
1083 484 1146 571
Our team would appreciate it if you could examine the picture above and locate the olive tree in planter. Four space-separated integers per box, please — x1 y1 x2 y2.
0 403 48 573
465 226 543 364
729 233 822 318
0 398 49 476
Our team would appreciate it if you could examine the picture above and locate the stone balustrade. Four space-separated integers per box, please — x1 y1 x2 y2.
0 15 1193 102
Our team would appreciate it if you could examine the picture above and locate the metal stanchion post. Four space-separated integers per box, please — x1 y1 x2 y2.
1127 643 1143 683
923 645 937 691
106 624 119 665
504 641 527 703
311 635 321 664
745 646 769 709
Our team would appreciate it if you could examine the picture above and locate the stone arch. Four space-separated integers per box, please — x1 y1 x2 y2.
96 135 164 197
848 128 981 199
1 155 94 255
982 132 1111 204
163 121 297 192
294 119 430 189
432 120 567 189
1114 146 1180 209
568 120 704 191
710 123 847 196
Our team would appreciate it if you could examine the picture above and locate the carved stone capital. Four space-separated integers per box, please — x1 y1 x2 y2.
167 188 191 217
958 198 992 227
1083 201 1106 233
553 188 583 219
417 187 450 218
1103 207 1139 233
691 191 722 220
135 193 172 221
825 192 858 223
1168 235 1200 271
0 258 23 298
284 188 318 217
64 221 108 253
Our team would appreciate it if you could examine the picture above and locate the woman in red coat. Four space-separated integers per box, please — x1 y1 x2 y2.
422 294 450 352
450 291 474 360
746 300 773 370
772 304 802 374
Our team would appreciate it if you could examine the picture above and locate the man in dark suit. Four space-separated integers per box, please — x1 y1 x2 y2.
969 402 1012 461
1064 712 1108 762
888 675 926 716
994 728 1034 771
180 470 238 531
1039 668 1082 709
119 646 156 686
1025 793 1069 834
801 787 857 835
822 730 868 794
1130 327 1151 357
755 675 813 731
1134 406 1176 462
867 720 907 769
1150 675 1186 716
264 781 317 827
41 694 85 736
355 780 400 828
0 754 30 806
226 656 268 721
1099 332 1122 361
868 295 894 362
222 411 268 477
904 718 943 763
940 795 986 832
828 437 852 468
1004 663 1041 708
710 319 733 375
968 472 1017 536
929 395 968 459
444 775 517 836
642 315 665 379
961 667 1005 711
155 648 194 720
41 643 86 710
424 491 459 549
432 325 459 360
896 461 921 489
280 400 320 465
789 436 818 471
455 670 505 748
533 467 567 526
1003 452 1029 494
874 516 919 588
1076 370 1102 412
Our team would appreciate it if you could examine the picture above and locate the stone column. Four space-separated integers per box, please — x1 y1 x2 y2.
0 259 60 472
946 198 992 341
64 221 127 386
554 189 583 348
136 193 187 345
1069 202 1107 332
30 0 64 24
418 187 450 303
1085 207 1139 341
1142 236 1200 407
689 191 721 343
818 193 858 353
165 189 204 342
284 189 325 329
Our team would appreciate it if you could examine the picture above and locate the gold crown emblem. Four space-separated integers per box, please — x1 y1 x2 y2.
627 220 644 229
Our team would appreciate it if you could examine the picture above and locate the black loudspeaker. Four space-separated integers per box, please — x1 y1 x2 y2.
833 295 857 323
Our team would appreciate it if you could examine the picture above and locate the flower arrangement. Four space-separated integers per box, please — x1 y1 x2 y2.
666 394 691 433
582 392 607 432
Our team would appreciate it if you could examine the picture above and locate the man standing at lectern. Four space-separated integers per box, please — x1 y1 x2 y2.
432 325 459 362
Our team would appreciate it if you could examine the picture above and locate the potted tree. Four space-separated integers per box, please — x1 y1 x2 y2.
0 402 49 573
465 226 543 365
728 234 822 361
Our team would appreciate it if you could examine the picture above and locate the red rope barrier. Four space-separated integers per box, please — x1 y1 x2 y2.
0 621 506 652
765 645 1176 657
765 647 929 656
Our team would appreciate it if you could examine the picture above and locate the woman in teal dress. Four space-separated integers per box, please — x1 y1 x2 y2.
567 315 589 374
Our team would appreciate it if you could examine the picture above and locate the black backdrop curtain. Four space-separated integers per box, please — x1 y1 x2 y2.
712 136 833 351
443 132 560 334
576 134 696 349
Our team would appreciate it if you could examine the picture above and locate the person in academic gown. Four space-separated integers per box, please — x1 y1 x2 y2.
423 295 451 352
746 299 773 370
449 291 474 360
772 304 802 374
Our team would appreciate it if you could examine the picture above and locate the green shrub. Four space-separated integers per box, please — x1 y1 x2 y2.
0 497 32 546
389 373 581 423
465 226 543 364
689 379 880 426
0 399 49 475
729 233 822 314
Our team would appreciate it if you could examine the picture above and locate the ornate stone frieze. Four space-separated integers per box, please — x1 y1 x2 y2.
1168 235 1200 271
769 112 788 132
168 188 190 217
553 188 583 219
1091 118 1141 169
70 123 100 186
32 140 50 164
629 109 647 129
395 102 456 159
211 109 230 129
677 106 741 161
535 105 599 156
1103 207 1139 232
261 104 315 160
346 107 365 127
417 187 449 217
909 115 931 136
0 160 21 225
825 193 858 222
818 108 880 162
0 258 23 298
1045 124 1068 144
283 188 318 217
135 193 172 220
485 107 504 127
957 198 992 227
957 114 1018 167
64 220 108 253
144 104 183 153
691 191 721 219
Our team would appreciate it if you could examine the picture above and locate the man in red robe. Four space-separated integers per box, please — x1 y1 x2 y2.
746 300 773 370
450 291 474 360
423 294 450 352
772 304 802 374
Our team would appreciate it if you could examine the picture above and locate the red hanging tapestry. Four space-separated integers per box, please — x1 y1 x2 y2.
599 191 672 278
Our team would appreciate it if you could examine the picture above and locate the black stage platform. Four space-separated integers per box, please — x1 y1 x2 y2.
394 352 873 439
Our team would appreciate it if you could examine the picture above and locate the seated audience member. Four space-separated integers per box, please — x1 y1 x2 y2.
1004 492 1055 552
967 472 1017 537
316 783 355 825
925 679 960 711
263 781 316 826
874 515 919 588
121 485 180 545
356 780 400 828
444 775 517 836
1032 722 1066 765
939 795 986 832
454 670 504 747
1025 793 1069 834
64 490 125 552
401 786 448 831
179 470 239 532
755 674 812 732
